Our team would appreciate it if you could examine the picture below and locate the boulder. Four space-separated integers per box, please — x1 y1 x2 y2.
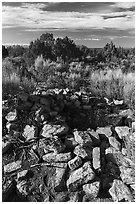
22 125 38 141
67 161 95 191
109 179 133 202
92 147 101 170
73 130 93 147
68 156 82 170
42 152 71 163
83 181 100 197
74 145 92 159
96 126 112 138
4 160 22 173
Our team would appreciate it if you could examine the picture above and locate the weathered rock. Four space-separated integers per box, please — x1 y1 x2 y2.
4 160 22 174
68 156 82 170
109 179 133 202
42 162 68 192
38 137 65 157
73 130 93 147
74 145 92 159
83 181 100 197
67 161 95 191
115 126 130 139
119 166 135 185
96 126 112 138
5 109 17 122
2 141 12 154
88 129 100 146
108 136 121 151
42 152 71 163
92 147 101 170
41 123 69 138
22 125 38 141
105 147 133 168
64 135 78 149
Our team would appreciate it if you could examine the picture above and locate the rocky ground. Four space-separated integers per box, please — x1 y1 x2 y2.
2 83 135 202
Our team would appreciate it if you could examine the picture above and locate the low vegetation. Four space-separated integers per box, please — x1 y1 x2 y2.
2 33 135 109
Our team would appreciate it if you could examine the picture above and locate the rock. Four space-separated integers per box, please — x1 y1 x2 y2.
16 180 29 198
22 125 38 141
132 122 135 132
69 191 83 202
88 129 100 146
68 156 82 170
96 126 112 138
108 136 121 151
41 123 69 138
74 145 92 159
22 149 39 168
42 152 71 163
115 126 130 139
109 179 133 202
5 109 17 122
119 109 134 118
17 170 34 181
38 137 65 157
42 162 68 192
73 130 93 147
119 166 135 185
67 161 95 191
4 160 22 174
2 141 12 154
83 181 100 197
64 135 78 149
92 147 101 171
105 147 133 168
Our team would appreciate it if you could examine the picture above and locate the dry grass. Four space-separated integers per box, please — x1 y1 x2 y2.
89 68 135 109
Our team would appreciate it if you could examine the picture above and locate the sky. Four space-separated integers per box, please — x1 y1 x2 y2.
2 1 135 48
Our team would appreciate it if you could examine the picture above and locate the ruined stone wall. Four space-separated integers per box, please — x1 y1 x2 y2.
2 85 135 202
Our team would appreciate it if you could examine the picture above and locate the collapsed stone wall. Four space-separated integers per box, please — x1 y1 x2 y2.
2 84 135 202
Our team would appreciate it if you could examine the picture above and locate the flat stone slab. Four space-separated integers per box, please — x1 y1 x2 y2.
4 160 22 174
67 161 95 191
96 126 112 138
73 145 92 159
22 125 38 141
92 147 101 170
119 166 135 185
109 179 133 202
83 181 100 197
108 136 121 151
42 152 72 163
115 126 130 139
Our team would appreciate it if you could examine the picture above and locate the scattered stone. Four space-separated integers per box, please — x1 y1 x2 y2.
74 145 92 159
92 147 101 170
22 125 38 141
43 152 71 163
83 181 100 197
4 160 22 174
115 126 130 139
41 123 69 138
67 161 95 191
109 179 133 202
73 130 93 147
108 136 121 151
5 109 17 122
68 156 82 170
96 126 112 138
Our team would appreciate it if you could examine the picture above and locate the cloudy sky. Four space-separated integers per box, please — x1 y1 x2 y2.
2 1 135 48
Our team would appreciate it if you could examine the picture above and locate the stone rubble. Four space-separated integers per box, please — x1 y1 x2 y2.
2 85 135 201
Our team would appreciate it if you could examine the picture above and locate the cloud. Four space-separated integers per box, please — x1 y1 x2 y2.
2 3 135 32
